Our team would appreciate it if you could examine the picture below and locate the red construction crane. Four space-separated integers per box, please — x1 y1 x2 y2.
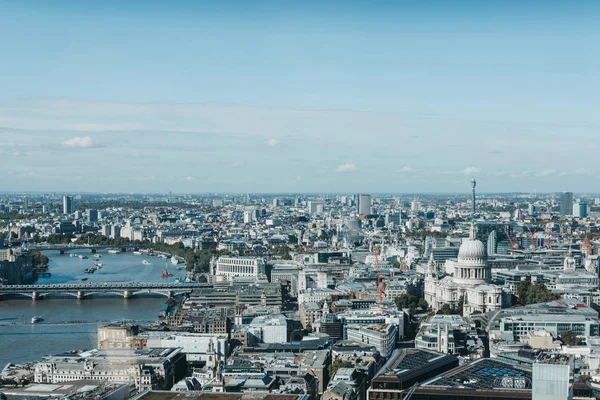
373 245 385 309
503 226 516 256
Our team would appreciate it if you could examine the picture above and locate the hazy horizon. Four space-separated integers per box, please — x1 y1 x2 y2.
1 1 598 193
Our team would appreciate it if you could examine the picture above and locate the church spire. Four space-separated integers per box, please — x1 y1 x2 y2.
427 252 436 275
469 222 477 240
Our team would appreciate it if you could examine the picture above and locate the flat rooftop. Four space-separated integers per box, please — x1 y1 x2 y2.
1 380 127 399
375 349 458 381
133 393 306 400
423 358 532 391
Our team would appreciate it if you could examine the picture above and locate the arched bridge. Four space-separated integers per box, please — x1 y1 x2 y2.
26 244 142 254
0 282 213 300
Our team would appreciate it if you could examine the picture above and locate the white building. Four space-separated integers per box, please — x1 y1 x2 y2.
215 256 265 280
424 224 507 315
139 331 228 363
34 348 186 391
248 314 288 344
298 267 329 292
346 324 398 358
358 194 372 216
243 210 253 224
308 201 324 214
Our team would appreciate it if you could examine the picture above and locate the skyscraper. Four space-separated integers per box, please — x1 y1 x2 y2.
357 194 372 216
62 195 73 214
573 202 588 218
471 178 476 216
87 209 98 223
560 192 574 216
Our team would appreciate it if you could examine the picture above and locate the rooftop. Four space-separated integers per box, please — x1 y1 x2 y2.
374 348 458 382
133 393 307 400
423 358 532 391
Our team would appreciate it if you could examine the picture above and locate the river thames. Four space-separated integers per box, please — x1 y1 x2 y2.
0 251 187 366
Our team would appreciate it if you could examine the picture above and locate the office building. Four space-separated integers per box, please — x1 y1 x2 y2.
532 354 572 400
308 201 324 214
243 210 253 224
101 224 111 237
110 225 121 239
248 314 288 344
138 331 228 363
573 202 588 218
215 256 266 280
560 192 574 216
413 358 533 399
347 324 398 358
488 298 600 341
271 263 300 296
357 194 372 216
367 349 458 400
87 208 98 223
34 348 187 391
62 195 73 214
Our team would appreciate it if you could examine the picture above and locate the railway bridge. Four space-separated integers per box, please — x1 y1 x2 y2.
0 282 212 300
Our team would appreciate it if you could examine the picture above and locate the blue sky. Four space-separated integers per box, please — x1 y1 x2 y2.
0 1 598 193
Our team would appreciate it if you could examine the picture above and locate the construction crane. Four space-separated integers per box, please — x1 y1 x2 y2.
373 244 385 309
503 226 516 256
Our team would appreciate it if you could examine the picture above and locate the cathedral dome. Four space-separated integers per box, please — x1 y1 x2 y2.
458 239 486 260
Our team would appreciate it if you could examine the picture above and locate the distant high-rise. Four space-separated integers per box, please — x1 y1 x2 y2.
308 201 323 214
560 192 574 216
357 194 372 216
471 178 477 216
87 209 98 223
62 195 73 214
573 202 588 218
243 210 253 224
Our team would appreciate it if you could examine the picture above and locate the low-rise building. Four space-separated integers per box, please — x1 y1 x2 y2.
248 314 288 344
347 324 397 358
215 256 266 281
34 348 187 391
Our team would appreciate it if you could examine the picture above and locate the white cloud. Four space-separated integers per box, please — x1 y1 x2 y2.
267 139 278 146
336 163 356 173
185 176 195 181
232 161 244 168
400 166 415 173
536 169 557 177
574 168 592 175
462 167 481 175
510 171 532 178
62 136 101 149
296 176 302 181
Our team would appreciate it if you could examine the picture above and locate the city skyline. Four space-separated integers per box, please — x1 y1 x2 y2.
1 1 598 193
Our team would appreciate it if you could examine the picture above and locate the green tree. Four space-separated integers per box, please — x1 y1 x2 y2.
561 330 578 346
31 251 49 268
395 294 419 310
517 281 560 305
436 300 461 315
418 298 429 310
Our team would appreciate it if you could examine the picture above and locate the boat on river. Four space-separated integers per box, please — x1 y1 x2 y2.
31 316 43 324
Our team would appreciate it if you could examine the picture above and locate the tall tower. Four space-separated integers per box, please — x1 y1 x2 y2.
471 178 476 216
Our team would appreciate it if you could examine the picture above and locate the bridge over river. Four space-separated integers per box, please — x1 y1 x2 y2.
0 282 213 300
26 244 142 254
